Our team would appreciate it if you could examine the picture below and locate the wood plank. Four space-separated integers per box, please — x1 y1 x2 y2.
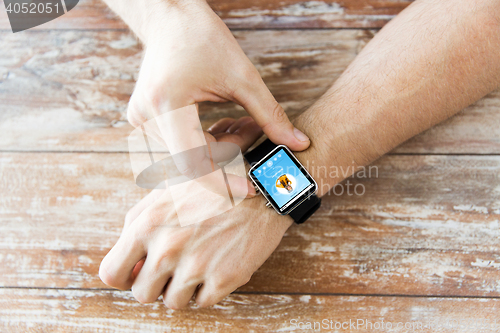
209 0 413 29
1 29 499 153
1 153 499 297
0 288 499 332
0 0 412 31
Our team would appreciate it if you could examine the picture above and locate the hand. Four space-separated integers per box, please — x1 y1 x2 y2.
126 0 310 152
99 117 294 309
133 106 261 200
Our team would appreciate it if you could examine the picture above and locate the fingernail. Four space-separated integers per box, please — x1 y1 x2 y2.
247 183 257 197
293 127 309 142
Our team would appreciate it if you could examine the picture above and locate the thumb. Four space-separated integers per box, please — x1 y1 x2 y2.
232 72 310 151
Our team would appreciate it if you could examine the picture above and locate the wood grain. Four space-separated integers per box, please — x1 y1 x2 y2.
0 288 499 333
0 0 412 31
1 152 499 297
209 0 413 29
1 29 499 153
1 0 498 330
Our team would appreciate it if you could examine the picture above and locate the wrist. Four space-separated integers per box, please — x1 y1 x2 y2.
292 105 362 197
251 194 294 231
244 161 294 230
141 0 212 45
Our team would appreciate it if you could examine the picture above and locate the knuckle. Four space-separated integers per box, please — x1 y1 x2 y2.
217 73 235 96
142 205 162 224
126 109 141 129
229 66 258 98
212 273 238 291
142 73 194 113
270 102 288 124
127 228 146 252
142 83 164 112
241 65 260 83
126 96 146 128
181 258 206 281
149 250 178 276
126 81 168 128
124 210 135 228
134 207 166 239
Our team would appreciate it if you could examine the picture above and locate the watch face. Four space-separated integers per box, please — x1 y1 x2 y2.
248 145 317 215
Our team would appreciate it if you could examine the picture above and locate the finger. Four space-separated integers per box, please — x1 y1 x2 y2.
207 117 236 134
127 96 167 147
155 104 215 186
204 119 261 200
131 258 145 281
99 226 147 290
194 280 239 308
232 72 310 151
155 104 207 156
225 173 256 199
177 164 254 202
211 120 262 199
163 276 202 310
226 116 254 134
131 255 174 304
214 120 263 153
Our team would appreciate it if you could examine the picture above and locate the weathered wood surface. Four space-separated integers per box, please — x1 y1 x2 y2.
1 0 499 330
209 0 413 29
1 152 499 297
1 289 499 333
0 0 412 31
1 29 499 153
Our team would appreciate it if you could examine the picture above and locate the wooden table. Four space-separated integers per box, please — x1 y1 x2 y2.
1 0 499 331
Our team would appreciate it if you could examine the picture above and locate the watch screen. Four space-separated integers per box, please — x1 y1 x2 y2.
250 147 316 213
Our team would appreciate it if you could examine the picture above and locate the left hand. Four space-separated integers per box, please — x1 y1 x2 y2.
99 117 293 309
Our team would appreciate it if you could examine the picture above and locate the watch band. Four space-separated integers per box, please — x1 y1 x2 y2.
244 138 279 165
289 193 321 224
244 139 321 224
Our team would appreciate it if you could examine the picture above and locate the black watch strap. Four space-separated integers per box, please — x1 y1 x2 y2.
289 194 321 224
244 139 321 224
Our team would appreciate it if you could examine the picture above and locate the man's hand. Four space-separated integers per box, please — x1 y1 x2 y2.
99 117 293 309
116 0 310 151
99 188 292 309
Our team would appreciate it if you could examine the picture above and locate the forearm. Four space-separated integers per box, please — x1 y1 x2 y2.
295 0 500 196
102 0 209 44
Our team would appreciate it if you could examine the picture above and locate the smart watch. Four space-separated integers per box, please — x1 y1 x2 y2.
245 139 321 224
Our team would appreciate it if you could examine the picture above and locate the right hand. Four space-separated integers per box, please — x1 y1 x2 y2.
126 0 311 152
